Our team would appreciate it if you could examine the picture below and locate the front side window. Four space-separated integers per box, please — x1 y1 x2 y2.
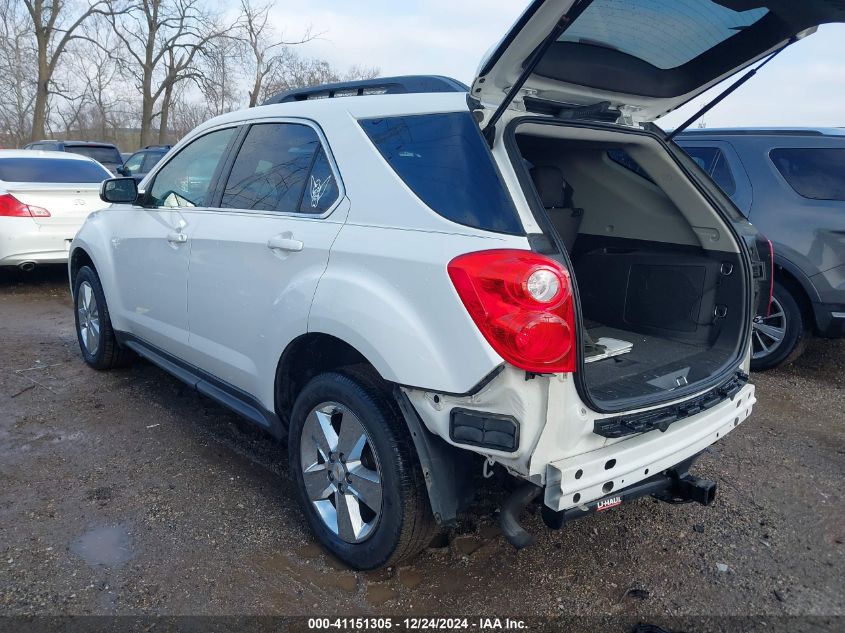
122 152 145 174
148 127 236 208
221 123 333 214
770 148 845 201
141 151 166 173
360 112 523 235
683 146 737 197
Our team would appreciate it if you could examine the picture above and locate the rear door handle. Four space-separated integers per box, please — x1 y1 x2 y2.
268 234 304 253
167 231 187 244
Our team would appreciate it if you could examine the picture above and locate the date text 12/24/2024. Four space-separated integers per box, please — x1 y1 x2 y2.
308 618 528 630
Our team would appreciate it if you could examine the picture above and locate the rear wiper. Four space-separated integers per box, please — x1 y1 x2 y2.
666 38 795 142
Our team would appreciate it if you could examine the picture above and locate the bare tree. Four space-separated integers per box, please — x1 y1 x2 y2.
0 1 38 146
55 22 132 143
262 47 379 102
168 83 206 140
237 0 316 108
107 0 220 146
21 0 113 141
197 34 242 117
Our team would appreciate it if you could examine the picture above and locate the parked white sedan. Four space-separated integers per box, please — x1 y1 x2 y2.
0 150 110 270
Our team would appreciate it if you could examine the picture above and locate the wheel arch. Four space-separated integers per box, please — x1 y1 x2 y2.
773 258 816 333
274 332 472 527
69 246 96 293
274 332 371 426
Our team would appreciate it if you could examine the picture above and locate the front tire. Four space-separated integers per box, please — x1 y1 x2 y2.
73 265 131 370
288 370 435 570
750 281 808 372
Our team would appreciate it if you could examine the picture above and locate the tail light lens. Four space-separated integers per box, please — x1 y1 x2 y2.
0 193 50 217
763 238 774 317
448 250 576 373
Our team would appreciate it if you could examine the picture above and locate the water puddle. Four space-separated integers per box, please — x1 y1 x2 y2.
70 524 136 568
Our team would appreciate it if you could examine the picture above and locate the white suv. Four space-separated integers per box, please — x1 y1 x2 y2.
69 1 842 569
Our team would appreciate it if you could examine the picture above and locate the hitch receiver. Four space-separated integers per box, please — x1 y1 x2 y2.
539 454 716 534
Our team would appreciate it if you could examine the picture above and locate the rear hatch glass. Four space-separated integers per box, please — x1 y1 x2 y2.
65 145 122 166
0 158 110 183
474 0 845 122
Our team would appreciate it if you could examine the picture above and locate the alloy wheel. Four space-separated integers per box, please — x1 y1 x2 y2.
77 281 101 356
299 402 383 544
752 296 787 361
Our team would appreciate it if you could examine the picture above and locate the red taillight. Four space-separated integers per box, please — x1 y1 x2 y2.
0 193 50 217
448 250 576 373
765 238 775 317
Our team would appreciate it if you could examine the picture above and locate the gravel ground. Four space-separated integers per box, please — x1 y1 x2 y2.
1 266 843 629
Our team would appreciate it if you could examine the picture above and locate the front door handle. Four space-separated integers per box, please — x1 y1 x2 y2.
167 231 187 244
268 233 304 253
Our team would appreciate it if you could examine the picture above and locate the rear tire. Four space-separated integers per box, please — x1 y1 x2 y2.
751 281 808 372
73 265 131 370
288 369 435 570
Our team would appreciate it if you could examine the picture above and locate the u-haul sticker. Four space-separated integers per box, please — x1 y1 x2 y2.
596 496 623 512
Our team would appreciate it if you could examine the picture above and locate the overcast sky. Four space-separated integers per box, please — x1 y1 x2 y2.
268 0 845 129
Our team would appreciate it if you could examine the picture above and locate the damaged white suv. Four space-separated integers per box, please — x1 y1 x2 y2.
70 0 843 569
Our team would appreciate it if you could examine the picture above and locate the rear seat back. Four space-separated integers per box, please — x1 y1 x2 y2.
530 166 583 253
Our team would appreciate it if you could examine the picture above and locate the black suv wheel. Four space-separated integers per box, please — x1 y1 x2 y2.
751 281 808 371
73 265 131 369
288 370 435 570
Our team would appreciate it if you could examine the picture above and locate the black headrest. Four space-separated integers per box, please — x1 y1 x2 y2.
530 166 567 209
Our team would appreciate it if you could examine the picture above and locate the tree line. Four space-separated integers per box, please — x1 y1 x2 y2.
0 0 378 149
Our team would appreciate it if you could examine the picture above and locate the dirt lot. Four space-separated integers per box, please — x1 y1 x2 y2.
1 266 843 627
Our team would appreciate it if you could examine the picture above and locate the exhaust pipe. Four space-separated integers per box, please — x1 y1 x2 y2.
499 481 542 550
19 261 36 272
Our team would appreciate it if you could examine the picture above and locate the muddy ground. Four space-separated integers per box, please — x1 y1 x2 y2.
1 266 843 627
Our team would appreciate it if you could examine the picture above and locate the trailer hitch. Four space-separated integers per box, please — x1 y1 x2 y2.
540 455 716 532
499 455 716 547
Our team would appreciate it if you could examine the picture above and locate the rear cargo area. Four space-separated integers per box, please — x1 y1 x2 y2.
513 122 748 410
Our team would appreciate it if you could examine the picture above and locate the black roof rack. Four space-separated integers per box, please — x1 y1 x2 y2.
674 128 830 137
262 75 468 105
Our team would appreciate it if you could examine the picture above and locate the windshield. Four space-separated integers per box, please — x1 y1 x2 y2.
0 158 110 183
65 145 122 165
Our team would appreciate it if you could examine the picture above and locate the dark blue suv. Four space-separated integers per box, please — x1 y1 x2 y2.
677 129 845 370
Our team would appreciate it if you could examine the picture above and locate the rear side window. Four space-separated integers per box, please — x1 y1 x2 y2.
682 146 737 197
65 145 122 165
300 148 338 214
0 158 109 183
770 148 845 201
360 113 522 235
608 150 654 184
222 123 334 214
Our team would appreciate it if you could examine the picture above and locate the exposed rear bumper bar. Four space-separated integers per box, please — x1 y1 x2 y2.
540 454 715 530
500 454 716 548
545 383 755 513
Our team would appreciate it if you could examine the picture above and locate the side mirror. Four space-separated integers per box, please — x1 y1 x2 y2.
116 165 128 176
100 177 138 204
